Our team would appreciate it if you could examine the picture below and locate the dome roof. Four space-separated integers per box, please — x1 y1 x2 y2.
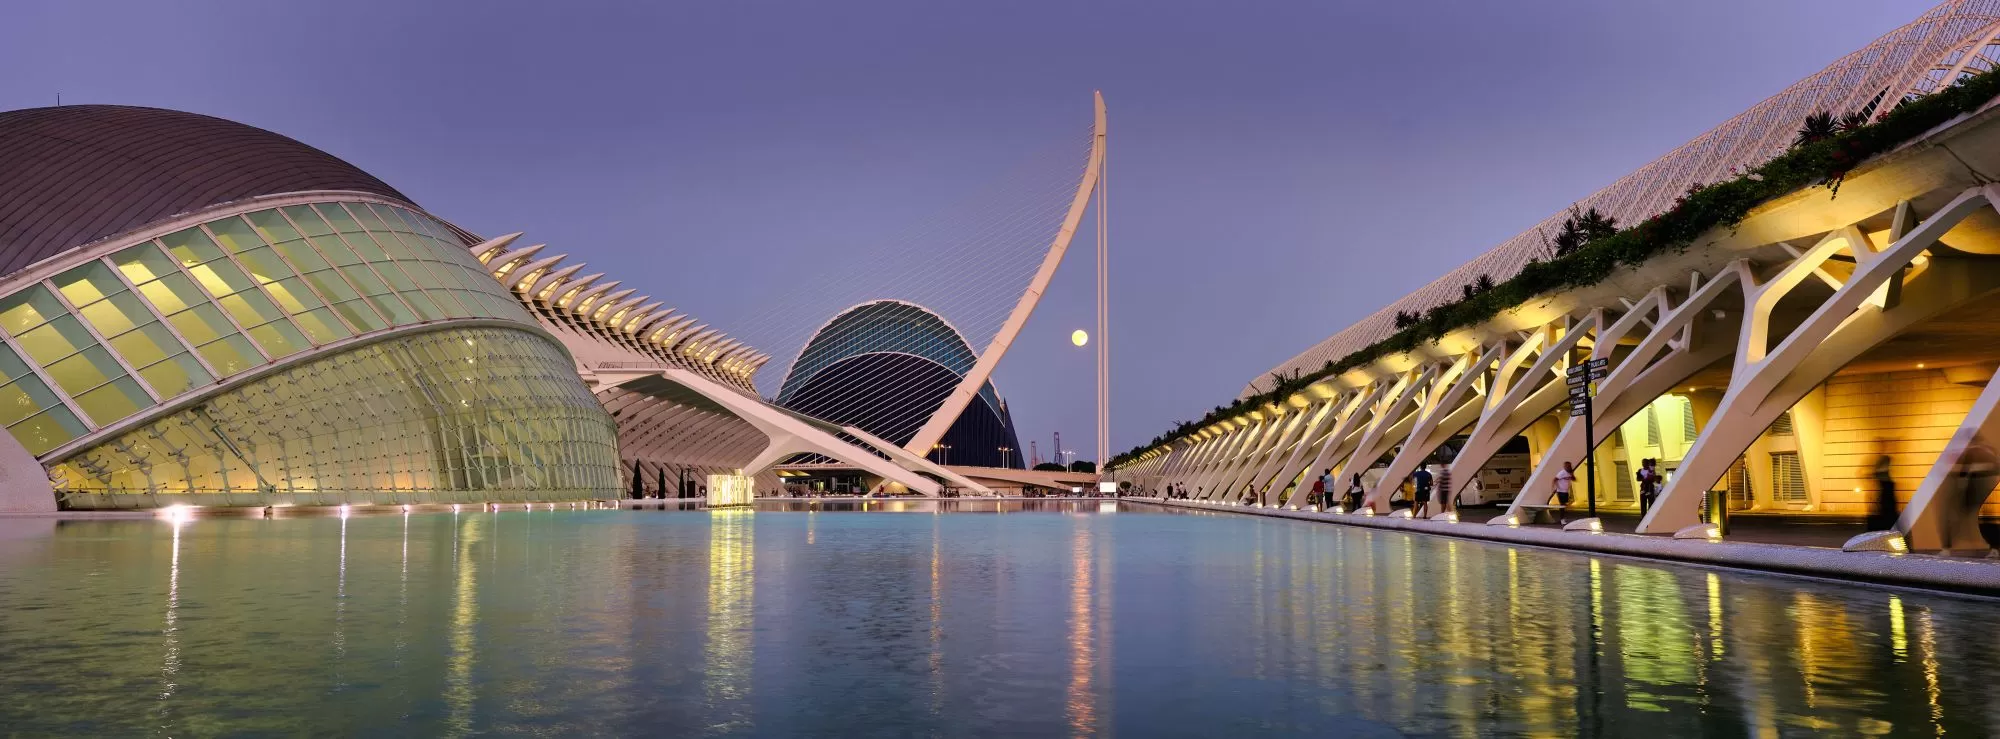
0 105 410 277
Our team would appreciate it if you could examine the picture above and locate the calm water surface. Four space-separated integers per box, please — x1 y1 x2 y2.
1 500 1997 737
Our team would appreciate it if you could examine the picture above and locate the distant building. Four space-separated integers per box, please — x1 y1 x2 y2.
777 300 1024 468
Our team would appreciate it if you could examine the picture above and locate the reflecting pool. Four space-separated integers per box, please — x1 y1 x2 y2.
1 501 1997 736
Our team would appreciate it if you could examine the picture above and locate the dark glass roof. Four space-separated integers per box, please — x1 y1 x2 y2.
0 105 410 278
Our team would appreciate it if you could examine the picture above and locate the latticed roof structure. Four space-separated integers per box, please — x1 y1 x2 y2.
1250 0 2000 395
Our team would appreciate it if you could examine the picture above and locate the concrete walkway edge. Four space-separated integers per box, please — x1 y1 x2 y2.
1131 498 2000 598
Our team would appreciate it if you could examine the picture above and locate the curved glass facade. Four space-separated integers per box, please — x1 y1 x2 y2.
778 300 1001 413
0 199 533 458
51 326 619 508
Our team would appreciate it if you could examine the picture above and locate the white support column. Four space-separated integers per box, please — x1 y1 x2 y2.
1248 397 1344 504
1642 188 1991 532
1341 366 1436 511
1503 270 1741 521
1289 384 1390 502
1368 343 1505 506
1221 412 1300 503
1448 319 1592 499
1897 363 2000 549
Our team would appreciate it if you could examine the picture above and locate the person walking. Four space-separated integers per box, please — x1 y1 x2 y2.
1436 465 1455 515
1553 461 1577 525
1870 453 1899 531
1318 468 1337 509
1945 434 1999 556
1636 459 1659 516
1412 466 1435 518
1347 473 1365 512
1308 475 1326 510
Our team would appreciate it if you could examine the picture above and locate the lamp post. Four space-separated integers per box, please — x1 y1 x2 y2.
998 446 1013 468
940 444 952 466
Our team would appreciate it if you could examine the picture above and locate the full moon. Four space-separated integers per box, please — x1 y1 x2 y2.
1071 329 1089 347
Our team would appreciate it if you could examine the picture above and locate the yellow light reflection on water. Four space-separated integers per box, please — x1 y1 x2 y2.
1889 595 1907 660
705 508 755 731
1707 573 1724 660
1067 521 1098 735
446 514 482 738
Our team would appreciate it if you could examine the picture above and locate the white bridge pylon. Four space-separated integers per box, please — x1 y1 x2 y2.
903 92 1110 459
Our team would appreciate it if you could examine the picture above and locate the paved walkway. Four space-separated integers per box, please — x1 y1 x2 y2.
1132 497 2000 597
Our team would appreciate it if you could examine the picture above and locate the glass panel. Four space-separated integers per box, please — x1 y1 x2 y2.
316 203 365 233
303 269 360 302
8 407 86 455
333 299 388 333
75 376 150 426
375 262 419 292
292 308 352 344
311 235 362 266
218 291 284 327
138 353 213 399
188 259 255 297
77 292 151 338
0 286 68 335
108 322 185 368
16 316 96 365
368 294 417 326
234 246 295 284
273 239 331 272
339 265 390 296
167 304 235 345
196 334 262 377
207 217 266 254
0 376 60 426
245 209 302 243
111 242 178 283
428 288 472 319
382 206 422 233
52 262 124 306
371 225 422 260
46 345 123 395
160 227 226 267
247 321 309 359
347 202 393 232
343 232 390 262
0 344 31 382
282 205 334 237
399 290 445 321
135 274 205 315
263 278 323 314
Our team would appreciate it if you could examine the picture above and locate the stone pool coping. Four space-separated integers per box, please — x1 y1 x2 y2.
1129 498 2000 598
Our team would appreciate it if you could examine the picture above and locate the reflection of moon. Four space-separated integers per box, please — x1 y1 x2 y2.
1071 329 1089 347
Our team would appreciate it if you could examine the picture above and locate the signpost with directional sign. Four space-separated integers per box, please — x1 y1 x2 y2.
1566 358 1609 518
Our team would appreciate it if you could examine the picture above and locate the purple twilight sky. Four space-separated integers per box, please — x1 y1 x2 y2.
1 1 1933 460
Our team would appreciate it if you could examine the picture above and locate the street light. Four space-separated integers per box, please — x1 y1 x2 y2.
998 446 1013 468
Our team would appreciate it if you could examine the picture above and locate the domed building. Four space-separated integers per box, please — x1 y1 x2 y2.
0 105 623 511
777 300 1024 469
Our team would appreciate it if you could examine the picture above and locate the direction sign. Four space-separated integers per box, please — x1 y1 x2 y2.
1569 407 1590 418
1566 359 1609 376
